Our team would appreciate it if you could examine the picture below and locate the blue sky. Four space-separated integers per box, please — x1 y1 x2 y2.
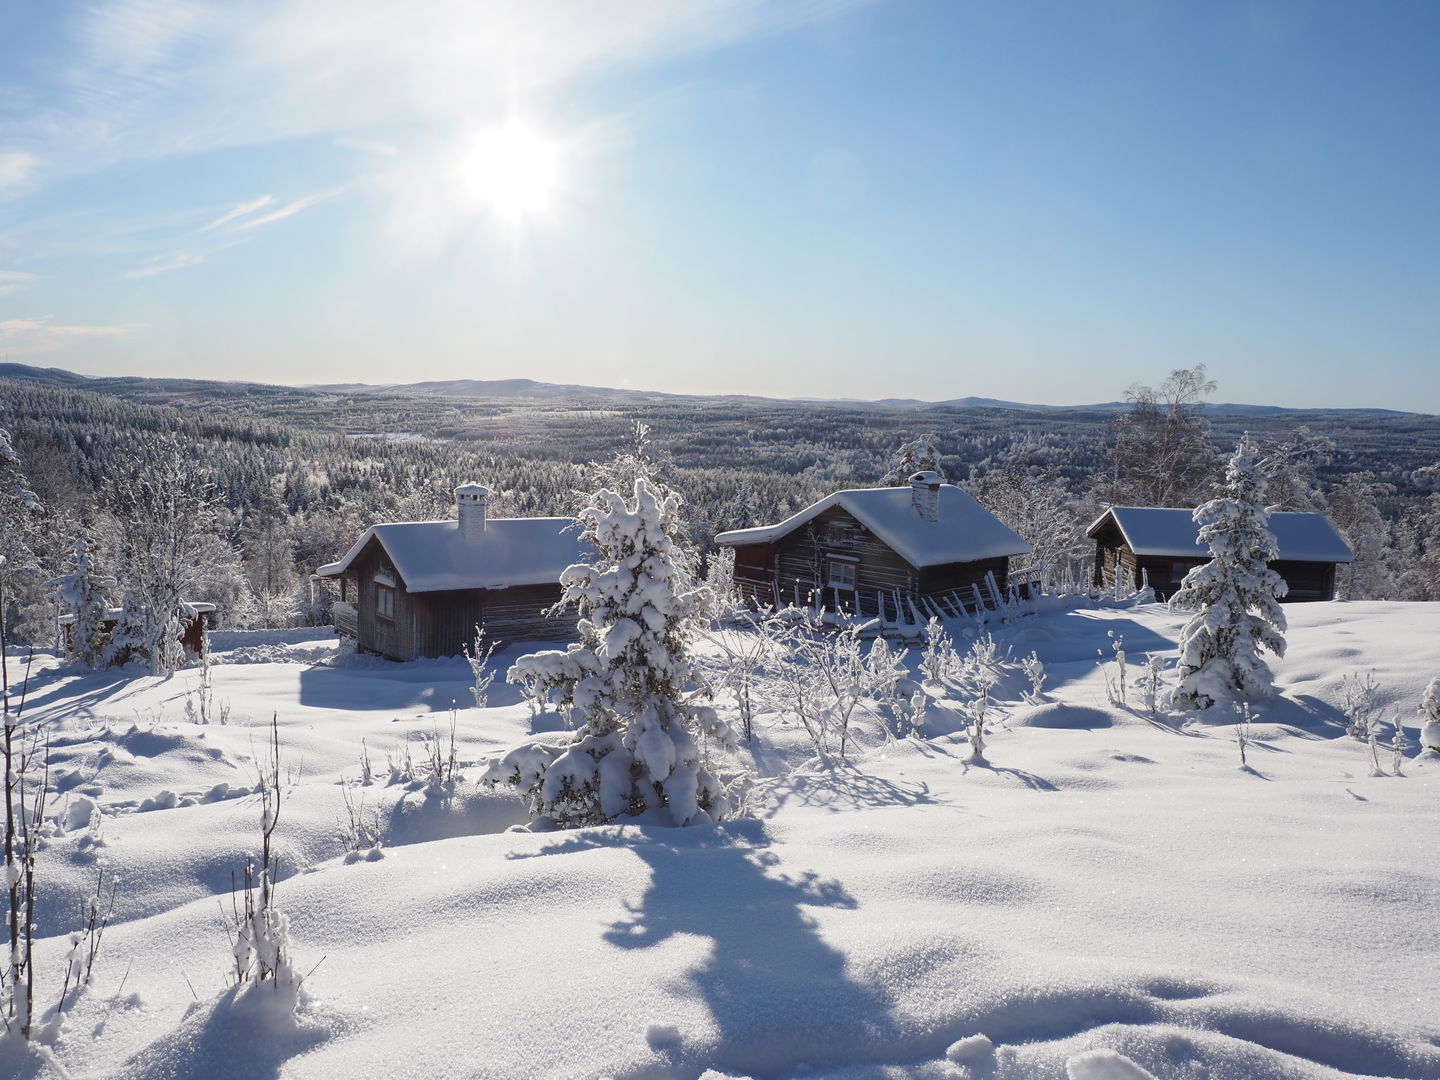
2 0 1437 411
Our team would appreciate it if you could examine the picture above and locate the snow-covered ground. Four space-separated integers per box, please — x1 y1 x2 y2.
2 600 1438 1080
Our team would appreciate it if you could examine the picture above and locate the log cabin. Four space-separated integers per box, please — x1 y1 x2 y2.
713 472 1033 619
315 484 590 660
1086 506 1354 602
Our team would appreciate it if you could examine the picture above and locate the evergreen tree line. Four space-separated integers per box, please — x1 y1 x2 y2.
2 367 1438 659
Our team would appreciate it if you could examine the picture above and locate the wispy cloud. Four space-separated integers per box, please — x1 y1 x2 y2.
123 251 204 279
231 190 338 230
196 195 272 233
0 271 37 297
0 152 39 192
0 316 138 355
23 1 858 173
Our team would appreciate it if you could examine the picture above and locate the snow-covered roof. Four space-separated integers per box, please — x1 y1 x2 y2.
316 518 589 593
714 485 1031 567
1087 507 1354 563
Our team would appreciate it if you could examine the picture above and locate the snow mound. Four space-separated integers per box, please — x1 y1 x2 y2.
1066 1049 1158 1079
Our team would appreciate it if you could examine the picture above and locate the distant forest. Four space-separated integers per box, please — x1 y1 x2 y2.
2 363 1438 644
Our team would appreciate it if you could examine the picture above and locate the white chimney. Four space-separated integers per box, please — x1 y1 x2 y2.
909 471 942 523
456 483 490 542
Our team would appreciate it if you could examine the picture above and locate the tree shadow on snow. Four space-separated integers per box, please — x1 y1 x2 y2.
517 820 903 1077
115 987 327 1080
750 761 935 816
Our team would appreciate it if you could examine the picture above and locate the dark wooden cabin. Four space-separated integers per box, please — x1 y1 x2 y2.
714 472 1033 620
1087 506 1354 602
315 484 590 660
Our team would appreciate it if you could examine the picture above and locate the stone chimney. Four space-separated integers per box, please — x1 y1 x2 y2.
455 483 490 542
909 471 942 523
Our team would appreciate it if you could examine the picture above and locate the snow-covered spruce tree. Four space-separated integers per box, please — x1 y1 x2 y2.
1168 435 1288 710
50 535 113 669
484 479 736 827
881 434 946 486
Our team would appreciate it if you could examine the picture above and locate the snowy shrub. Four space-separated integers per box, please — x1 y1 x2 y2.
1021 651 1046 702
1391 713 1407 777
1417 678 1439 753
920 617 959 684
462 625 499 709
485 479 737 827
1234 701 1255 770
1167 435 1288 710
1097 631 1127 707
228 716 302 1008
698 618 774 743
863 637 912 729
1136 654 1167 714
1338 670 1381 741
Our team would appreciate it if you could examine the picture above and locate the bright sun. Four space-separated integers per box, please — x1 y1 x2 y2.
463 123 558 219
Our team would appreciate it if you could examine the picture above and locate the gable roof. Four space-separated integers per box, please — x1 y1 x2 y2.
316 518 590 593
714 485 1031 567
1086 506 1354 563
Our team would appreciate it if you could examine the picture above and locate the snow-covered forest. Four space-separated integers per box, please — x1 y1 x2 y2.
3 363 1439 653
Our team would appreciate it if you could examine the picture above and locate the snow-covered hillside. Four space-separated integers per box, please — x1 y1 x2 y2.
2 600 1437 1080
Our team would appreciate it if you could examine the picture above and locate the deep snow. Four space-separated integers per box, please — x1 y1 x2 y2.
1 599 1437 1079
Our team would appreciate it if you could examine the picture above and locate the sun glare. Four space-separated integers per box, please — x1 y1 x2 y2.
463 123 558 219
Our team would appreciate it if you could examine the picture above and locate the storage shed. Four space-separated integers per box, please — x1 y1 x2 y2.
315 485 590 660
714 472 1033 619
1086 506 1354 602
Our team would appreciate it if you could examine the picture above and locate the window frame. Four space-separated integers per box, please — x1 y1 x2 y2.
375 581 396 621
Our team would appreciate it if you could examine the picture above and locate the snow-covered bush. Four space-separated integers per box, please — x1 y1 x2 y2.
1338 670 1381 741
484 479 737 827
1168 435 1288 710
229 717 301 1009
1137 654 1167 714
1098 631 1127 706
1021 651 1046 702
1419 678 1440 754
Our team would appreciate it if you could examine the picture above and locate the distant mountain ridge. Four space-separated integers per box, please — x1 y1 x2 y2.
0 361 1423 418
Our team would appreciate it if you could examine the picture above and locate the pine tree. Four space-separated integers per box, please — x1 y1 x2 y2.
485 478 736 826
1168 435 1288 710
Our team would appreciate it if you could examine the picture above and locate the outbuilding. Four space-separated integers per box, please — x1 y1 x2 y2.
1086 506 1354 602
315 485 590 660
713 472 1033 619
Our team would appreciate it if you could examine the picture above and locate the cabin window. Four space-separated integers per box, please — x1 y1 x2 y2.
826 557 858 590
1170 561 1199 585
376 582 395 620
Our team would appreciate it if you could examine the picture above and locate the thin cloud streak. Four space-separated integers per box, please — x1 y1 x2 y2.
197 195 272 232
122 251 205 278
0 316 138 355
0 271 37 296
